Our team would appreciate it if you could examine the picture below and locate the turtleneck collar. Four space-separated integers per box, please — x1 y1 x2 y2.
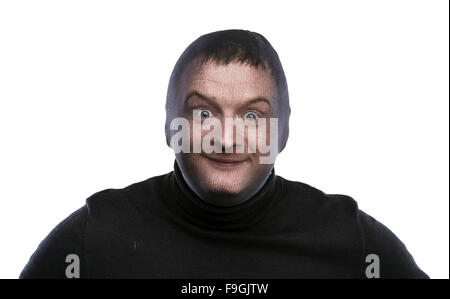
166 160 280 231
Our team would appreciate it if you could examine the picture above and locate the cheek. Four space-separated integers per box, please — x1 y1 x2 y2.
189 119 220 151
243 125 258 154
188 119 208 153
245 120 272 156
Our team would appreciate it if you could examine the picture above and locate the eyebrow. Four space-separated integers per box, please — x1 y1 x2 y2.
185 91 272 109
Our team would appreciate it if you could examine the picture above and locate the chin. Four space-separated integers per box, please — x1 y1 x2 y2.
200 172 246 195
176 153 266 205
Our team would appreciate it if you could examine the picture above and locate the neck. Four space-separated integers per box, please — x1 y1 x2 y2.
169 160 279 231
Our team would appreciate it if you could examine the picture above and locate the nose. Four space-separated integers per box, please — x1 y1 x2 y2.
221 118 235 153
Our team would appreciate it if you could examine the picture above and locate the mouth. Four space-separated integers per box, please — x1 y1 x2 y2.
202 155 248 168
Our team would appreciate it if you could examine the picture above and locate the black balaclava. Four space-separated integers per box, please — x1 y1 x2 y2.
165 29 291 153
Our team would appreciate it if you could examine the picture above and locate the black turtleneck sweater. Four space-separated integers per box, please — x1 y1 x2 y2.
20 162 428 279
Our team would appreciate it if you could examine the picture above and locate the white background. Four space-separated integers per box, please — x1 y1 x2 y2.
0 0 448 279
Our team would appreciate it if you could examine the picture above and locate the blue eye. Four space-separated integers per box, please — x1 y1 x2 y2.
200 110 211 118
244 112 258 121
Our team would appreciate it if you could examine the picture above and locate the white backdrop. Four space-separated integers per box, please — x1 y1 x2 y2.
0 0 448 278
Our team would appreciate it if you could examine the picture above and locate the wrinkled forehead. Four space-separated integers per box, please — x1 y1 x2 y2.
177 57 278 109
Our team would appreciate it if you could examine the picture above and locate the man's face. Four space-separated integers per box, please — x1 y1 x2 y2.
174 59 278 206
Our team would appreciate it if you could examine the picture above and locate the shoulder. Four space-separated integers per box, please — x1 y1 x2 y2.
278 176 360 219
85 173 169 219
20 173 170 279
277 176 428 278
357 210 429 278
20 206 88 278
273 176 362 243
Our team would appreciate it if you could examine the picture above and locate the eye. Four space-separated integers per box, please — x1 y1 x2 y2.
198 109 211 118
244 112 258 121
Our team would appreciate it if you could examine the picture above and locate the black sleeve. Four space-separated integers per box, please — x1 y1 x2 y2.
359 210 429 279
19 206 88 279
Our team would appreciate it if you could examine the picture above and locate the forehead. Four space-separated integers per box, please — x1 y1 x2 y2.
181 59 276 104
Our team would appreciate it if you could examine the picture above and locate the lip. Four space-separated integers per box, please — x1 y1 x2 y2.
202 155 248 167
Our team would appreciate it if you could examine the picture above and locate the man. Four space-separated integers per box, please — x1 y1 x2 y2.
20 29 428 279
